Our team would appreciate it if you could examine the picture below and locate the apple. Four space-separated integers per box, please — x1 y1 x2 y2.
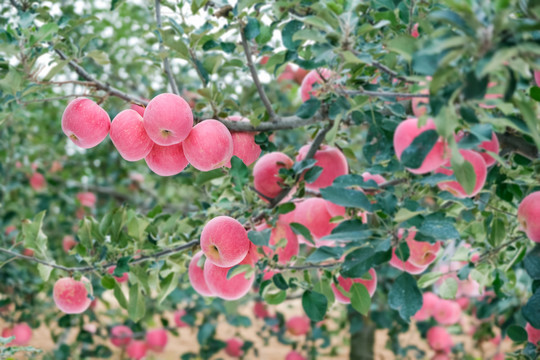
253 152 294 201
174 309 189 327
130 103 145 117
432 299 462 325
225 337 244 357
188 251 214 297
286 351 306 360
107 266 128 283
126 340 147 360
62 235 77 253
1 323 32 346
53 277 93 314
286 316 310 336
526 323 540 345
200 216 250 267
145 328 168 352
331 268 377 304
182 119 234 171
29 172 46 191
144 143 188 177
426 326 453 353
435 150 487 198
76 192 96 208
294 198 343 245
411 23 419 38
296 144 348 191
300 68 334 102
224 116 261 167
110 325 133 347
260 221 299 264
253 301 270 319
203 255 255 300
414 292 440 321
62 98 111 148
143 93 193 146
517 191 540 242
110 109 154 161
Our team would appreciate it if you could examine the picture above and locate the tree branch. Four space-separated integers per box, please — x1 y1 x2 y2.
277 261 340 271
240 23 277 122
53 49 149 106
344 89 428 98
218 114 323 132
0 240 200 273
498 132 539 160
155 0 179 95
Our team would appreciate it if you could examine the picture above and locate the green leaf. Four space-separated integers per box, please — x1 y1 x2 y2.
305 167 323 184
113 257 131 277
341 247 375 278
87 50 110 65
530 86 540 102
388 273 422 322
197 323 215 345
191 0 209 14
272 273 288 290
101 275 116 290
128 284 146 322
524 246 540 280
306 246 344 263
289 223 315 245
126 216 149 240
400 130 439 170
282 20 303 50
264 289 287 305
507 325 528 343
439 277 458 299
296 97 321 118
302 290 327 322
451 157 476 196
417 272 443 288
418 219 459 240
37 263 53 282
31 23 59 45
320 187 373 212
230 156 249 191
111 0 125 10
113 283 128 309
277 202 296 214
248 228 270 246
157 271 180 305
244 17 260 40
523 288 540 329
350 283 371 315
226 264 253 279
22 211 48 256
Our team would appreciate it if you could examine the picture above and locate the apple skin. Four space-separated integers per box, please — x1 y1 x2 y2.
286 316 311 336
126 340 147 360
143 93 193 146
535 71 540 87
110 109 154 161
76 192 96 208
200 216 250 267
53 277 93 314
517 191 540 243
331 268 377 304
526 323 540 345
456 131 499 167
110 325 133 347
294 198 342 245
253 152 294 201
1 323 32 346
426 326 453 353
432 299 462 325
144 143 189 177
389 228 440 274
411 23 419 38
286 351 306 360
414 292 439 321
435 150 487 198
130 103 145 117
183 119 234 171
225 337 244 357
29 172 46 191
300 68 334 102
188 251 214 297
174 309 189 327
393 118 448 174
224 116 261 167
107 266 129 283
62 98 111 148
145 328 168 352
259 221 299 264
296 144 348 191
203 254 255 300
253 301 270 319
62 235 77 253
294 68 309 85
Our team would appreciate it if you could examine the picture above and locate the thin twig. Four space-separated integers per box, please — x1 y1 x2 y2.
407 0 415 34
477 198 517 217
344 89 428 98
17 94 102 104
155 0 179 95
277 261 340 271
0 240 200 273
478 237 523 262
240 22 277 122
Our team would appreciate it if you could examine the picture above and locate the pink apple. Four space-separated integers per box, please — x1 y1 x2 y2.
294 198 341 245
188 251 214 297
433 299 462 325
412 89 429 117
414 292 440 321
296 144 348 191
201 216 250 267
455 131 499 167
535 71 540 87
426 326 453 353
253 301 270 319
225 337 244 357
518 191 540 242
110 325 133 347
144 143 188 176
183 119 233 171
174 309 189 327
526 323 540 344
203 255 255 300
295 68 309 85
224 116 261 167
62 98 111 148
331 268 377 304
286 316 310 336
411 23 419 38
29 172 46 191
253 152 294 201
107 266 129 283
260 221 299 264
126 340 147 360
110 109 154 161
76 192 96 208
130 103 145 117
361 172 386 187
53 277 93 314
143 93 193 146
50 160 63 173
1 323 32 346
286 351 306 360
300 68 334 102
145 328 168 352
435 150 487 198
389 249 429 274
393 118 448 174
62 235 77 253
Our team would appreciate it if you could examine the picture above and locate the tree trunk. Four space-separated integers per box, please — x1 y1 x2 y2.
349 311 376 360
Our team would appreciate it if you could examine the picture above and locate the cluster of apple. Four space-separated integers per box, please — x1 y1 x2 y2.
1 322 32 347
109 325 168 360
61 93 262 176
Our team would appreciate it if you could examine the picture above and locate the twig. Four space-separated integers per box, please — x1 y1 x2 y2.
277 261 340 271
0 240 200 273
379 178 409 189
53 49 148 106
344 89 428 98
155 0 179 95
407 0 415 35
477 198 517 217
17 94 102 104
240 22 277 122
478 237 523 262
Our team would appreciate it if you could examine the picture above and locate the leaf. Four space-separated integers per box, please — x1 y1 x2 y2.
230 156 249 191
302 290 327 322
530 86 540 102
306 246 344 263
244 17 260 40
400 130 439 170
87 50 110 65
289 222 315 245
191 0 209 14
439 277 458 299
37 263 53 281
451 157 476 196
111 0 126 10
128 284 145 322
524 246 540 280
197 323 215 345
22 211 48 256
277 202 295 214
507 325 528 343
31 23 59 45
157 271 180 305
350 283 371 315
523 288 540 329
341 247 375 278
113 257 131 277
248 228 270 246
417 272 443 288
296 98 321 118
226 264 253 279
101 275 116 290
418 219 459 240
113 283 128 309
282 20 303 50
264 289 287 305
320 187 373 212
272 273 288 290
388 273 422 322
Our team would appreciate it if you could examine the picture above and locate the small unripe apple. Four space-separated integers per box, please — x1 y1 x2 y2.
62 98 111 148
53 277 93 314
143 93 193 146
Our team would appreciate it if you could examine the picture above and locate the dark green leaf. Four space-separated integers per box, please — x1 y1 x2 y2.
296 97 321 118
290 222 315 245
400 130 439 169
350 283 371 315
320 187 373 212
388 273 423 321
306 246 344 263
230 156 250 191
523 289 540 329
248 228 270 246
244 17 260 40
272 273 288 290
302 290 327 322
507 325 528 343
282 20 303 50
